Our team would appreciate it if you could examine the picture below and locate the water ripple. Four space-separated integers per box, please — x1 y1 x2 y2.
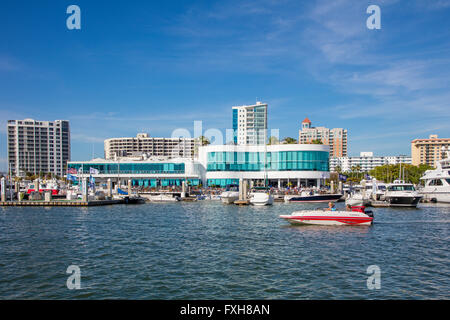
0 202 448 299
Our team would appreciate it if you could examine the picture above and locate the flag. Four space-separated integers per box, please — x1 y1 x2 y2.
67 174 78 181
89 175 95 188
339 174 348 182
89 167 99 175
67 168 77 174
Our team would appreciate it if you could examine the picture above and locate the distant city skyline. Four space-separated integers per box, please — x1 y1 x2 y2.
1 0 450 171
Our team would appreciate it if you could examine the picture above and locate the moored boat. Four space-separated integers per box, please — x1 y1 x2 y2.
285 191 342 203
419 146 450 203
141 194 180 202
249 188 274 206
345 192 370 207
221 190 239 204
384 180 422 207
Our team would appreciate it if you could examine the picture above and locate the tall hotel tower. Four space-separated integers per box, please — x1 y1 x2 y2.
7 119 71 177
232 102 268 145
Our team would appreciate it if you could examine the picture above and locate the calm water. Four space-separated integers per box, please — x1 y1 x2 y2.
0 201 449 299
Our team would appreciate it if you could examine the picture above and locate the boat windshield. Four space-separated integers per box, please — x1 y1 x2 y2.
388 185 415 191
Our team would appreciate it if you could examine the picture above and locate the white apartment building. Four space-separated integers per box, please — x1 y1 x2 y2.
232 102 268 145
329 152 412 172
104 133 198 160
7 119 71 177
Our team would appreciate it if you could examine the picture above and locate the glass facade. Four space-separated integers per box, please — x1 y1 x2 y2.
232 109 238 144
207 179 239 187
132 178 199 187
67 162 185 174
207 151 329 171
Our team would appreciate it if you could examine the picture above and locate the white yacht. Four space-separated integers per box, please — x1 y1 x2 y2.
345 191 370 207
344 179 382 206
220 185 240 204
141 193 180 202
363 179 387 201
384 180 422 207
249 188 274 206
420 147 450 203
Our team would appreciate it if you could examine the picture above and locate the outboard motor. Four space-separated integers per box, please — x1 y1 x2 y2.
365 210 374 218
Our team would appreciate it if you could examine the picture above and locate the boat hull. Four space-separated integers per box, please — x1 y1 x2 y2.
286 194 342 203
221 191 239 204
249 193 274 206
386 196 422 207
141 194 180 202
221 196 239 204
280 210 373 226
420 191 450 203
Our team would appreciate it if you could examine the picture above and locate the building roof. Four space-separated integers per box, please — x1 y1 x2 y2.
302 117 311 123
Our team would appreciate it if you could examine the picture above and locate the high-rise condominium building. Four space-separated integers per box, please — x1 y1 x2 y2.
104 133 198 160
232 102 268 145
7 119 70 177
411 134 450 167
298 118 347 157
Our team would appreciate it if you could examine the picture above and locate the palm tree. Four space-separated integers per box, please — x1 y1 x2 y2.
197 136 210 146
267 136 279 145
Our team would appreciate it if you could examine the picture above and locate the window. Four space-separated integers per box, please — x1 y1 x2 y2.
388 185 416 191
430 179 444 186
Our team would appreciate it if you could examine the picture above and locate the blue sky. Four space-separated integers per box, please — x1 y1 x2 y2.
1 0 450 169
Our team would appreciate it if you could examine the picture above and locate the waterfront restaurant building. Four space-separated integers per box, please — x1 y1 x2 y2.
67 156 205 188
198 144 330 188
67 144 330 189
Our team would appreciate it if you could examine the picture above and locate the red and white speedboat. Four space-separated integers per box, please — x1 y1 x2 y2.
280 206 373 226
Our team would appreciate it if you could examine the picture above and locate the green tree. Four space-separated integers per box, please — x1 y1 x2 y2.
282 137 297 144
310 139 323 144
369 163 433 184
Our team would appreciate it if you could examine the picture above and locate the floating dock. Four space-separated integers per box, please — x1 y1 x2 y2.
0 200 125 207
369 200 391 207
234 200 250 205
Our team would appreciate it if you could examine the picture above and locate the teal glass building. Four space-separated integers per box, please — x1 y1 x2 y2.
198 144 330 188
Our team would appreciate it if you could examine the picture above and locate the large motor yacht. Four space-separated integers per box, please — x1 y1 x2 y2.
384 180 422 207
419 147 450 203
